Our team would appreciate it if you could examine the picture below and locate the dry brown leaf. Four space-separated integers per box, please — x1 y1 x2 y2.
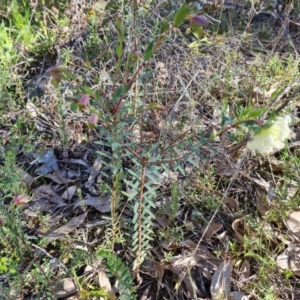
85 156 102 188
215 162 238 176
223 196 239 213
167 251 221 297
211 260 232 300
44 214 85 242
285 182 298 201
140 259 165 293
56 278 78 299
277 243 300 275
140 285 151 300
26 100 38 118
67 158 89 167
169 255 200 269
33 185 65 204
45 170 74 184
61 185 77 201
284 210 300 235
201 221 223 240
73 194 111 213
255 185 271 217
97 270 116 300
239 260 250 278
168 264 200 298
18 168 35 187
232 218 246 243
33 149 59 175
159 238 176 250
181 239 198 249
229 291 248 300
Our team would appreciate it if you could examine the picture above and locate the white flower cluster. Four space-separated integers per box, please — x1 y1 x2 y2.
247 115 294 156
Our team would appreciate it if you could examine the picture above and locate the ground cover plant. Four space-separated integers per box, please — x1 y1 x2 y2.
1 0 300 299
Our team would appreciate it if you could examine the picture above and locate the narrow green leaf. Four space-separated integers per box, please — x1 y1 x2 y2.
160 20 169 34
112 85 126 101
121 190 138 200
116 19 125 43
173 4 190 26
70 102 78 111
116 43 123 58
144 41 154 61
142 207 156 219
126 168 141 178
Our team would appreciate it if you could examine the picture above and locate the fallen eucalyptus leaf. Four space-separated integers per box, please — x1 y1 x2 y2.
211 260 232 300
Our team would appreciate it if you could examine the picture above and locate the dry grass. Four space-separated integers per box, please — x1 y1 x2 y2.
1 0 300 299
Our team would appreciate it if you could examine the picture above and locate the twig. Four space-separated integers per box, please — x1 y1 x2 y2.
262 79 300 119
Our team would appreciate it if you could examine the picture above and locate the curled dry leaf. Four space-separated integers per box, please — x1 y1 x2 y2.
239 260 250 278
85 156 102 188
17 168 35 187
32 149 59 175
277 243 300 276
201 221 223 240
44 213 86 243
255 185 271 217
215 161 238 176
61 185 77 201
26 100 38 118
232 217 251 244
97 270 116 299
33 185 65 204
181 239 198 249
223 196 239 215
67 158 89 167
211 260 232 300
284 210 300 235
168 264 200 298
140 259 165 293
56 278 78 299
229 291 248 300
167 251 221 298
45 170 74 184
73 194 111 213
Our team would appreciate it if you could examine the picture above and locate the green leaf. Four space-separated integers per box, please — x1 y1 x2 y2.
83 85 92 95
116 19 125 43
70 102 79 111
191 26 204 39
221 115 234 128
142 206 156 219
238 107 265 121
116 42 124 58
160 20 169 34
144 50 153 61
173 4 190 26
112 85 126 101
144 41 154 61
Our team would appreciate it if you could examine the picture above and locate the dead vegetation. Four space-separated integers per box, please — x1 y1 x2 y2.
1 0 300 299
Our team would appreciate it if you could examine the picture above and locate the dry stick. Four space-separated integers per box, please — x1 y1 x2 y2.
261 78 300 119
31 243 68 271
135 157 147 281
118 118 260 166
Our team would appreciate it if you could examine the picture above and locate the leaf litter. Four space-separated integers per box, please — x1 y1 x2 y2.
4 1 300 299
